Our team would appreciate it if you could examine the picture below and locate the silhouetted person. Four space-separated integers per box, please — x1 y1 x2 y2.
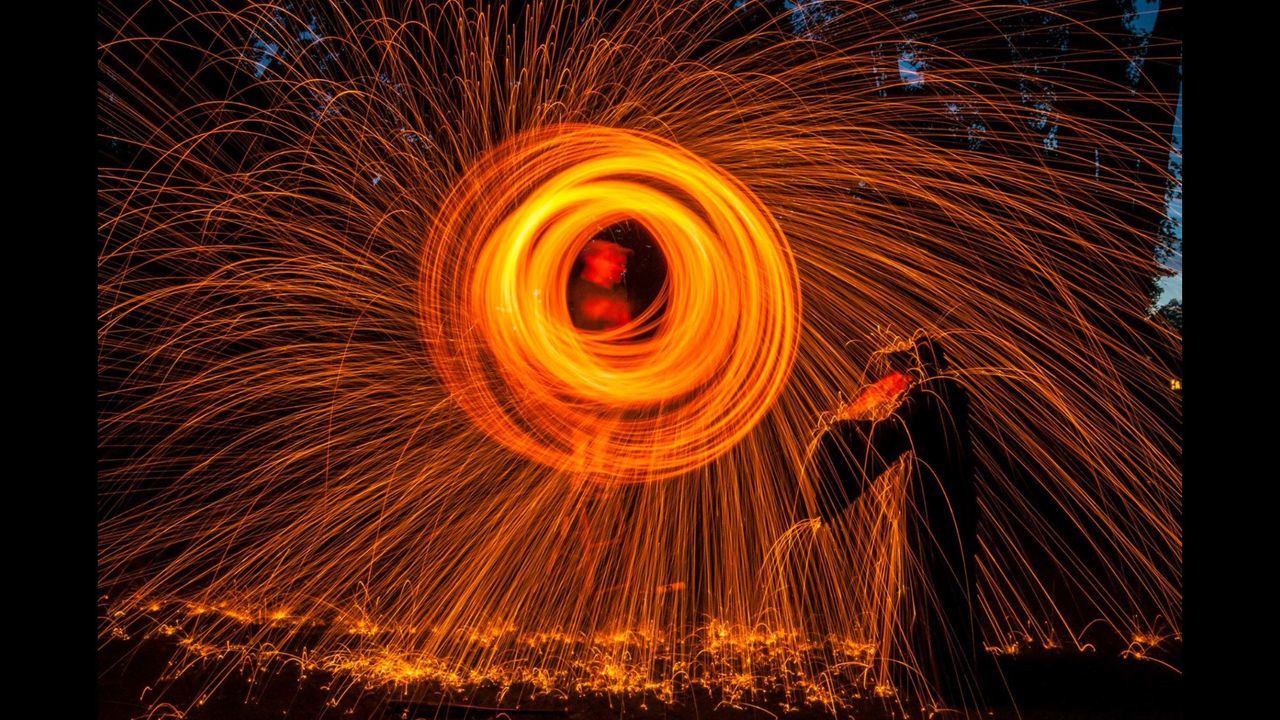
809 336 984 708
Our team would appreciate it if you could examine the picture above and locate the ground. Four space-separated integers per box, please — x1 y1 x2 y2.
99 635 1182 720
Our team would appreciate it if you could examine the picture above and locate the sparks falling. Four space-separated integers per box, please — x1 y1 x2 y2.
99 0 1182 714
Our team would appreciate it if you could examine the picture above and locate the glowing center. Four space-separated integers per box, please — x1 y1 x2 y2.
568 222 667 334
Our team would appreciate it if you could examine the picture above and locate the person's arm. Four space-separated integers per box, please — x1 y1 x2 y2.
808 372 916 522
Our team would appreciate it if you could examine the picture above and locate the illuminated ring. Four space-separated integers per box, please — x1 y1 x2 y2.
423 125 799 481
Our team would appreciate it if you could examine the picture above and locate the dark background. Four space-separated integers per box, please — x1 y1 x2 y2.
91 1 1200 718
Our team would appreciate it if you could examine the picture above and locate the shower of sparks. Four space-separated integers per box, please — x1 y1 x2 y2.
99 0 1181 715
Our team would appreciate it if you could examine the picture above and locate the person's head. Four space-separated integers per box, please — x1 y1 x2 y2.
884 335 948 378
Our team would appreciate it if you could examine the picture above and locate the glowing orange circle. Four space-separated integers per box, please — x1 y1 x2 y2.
423 125 799 481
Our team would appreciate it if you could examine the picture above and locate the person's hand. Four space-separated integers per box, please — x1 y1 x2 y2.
835 371 914 422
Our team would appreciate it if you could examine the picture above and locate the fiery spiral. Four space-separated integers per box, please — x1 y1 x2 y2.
426 125 799 480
